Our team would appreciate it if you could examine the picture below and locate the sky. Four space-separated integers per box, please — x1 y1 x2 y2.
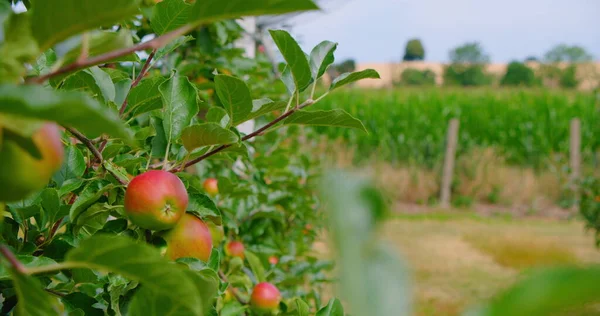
291 0 600 63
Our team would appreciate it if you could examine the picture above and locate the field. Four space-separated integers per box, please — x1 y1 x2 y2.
310 88 600 209
382 213 600 315
313 88 599 168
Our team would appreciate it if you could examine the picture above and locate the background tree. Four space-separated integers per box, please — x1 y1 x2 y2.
449 42 490 64
444 42 491 86
500 61 537 87
544 44 594 63
403 38 425 61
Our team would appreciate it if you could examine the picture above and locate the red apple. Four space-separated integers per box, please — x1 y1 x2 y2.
225 241 245 259
250 282 281 313
0 123 64 202
268 256 278 265
163 213 213 261
203 178 219 196
124 170 188 231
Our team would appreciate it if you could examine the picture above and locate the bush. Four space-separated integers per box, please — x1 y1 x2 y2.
560 64 579 88
398 68 436 86
443 64 492 86
500 61 537 87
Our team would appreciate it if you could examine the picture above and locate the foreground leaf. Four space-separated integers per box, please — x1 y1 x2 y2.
181 123 238 152
471 266 600 316
10 269 62 315
126 75 167 117
151 0 192 35
31 0 141 51
242 98 287 123
316 298 344 316
269 30 312 92
0 85 131 140
329 69 380 91
284 109 367 132
214 75 253 125
65 235 204 315
160 74 199 144
188 0 319 25
310 41 337 79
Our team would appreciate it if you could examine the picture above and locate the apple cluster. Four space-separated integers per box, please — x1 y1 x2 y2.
124 171 282 312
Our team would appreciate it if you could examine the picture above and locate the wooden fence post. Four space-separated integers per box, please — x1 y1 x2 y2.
570 118 581 212
440 119 459 208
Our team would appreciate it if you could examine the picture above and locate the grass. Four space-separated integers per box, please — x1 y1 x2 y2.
379 214 600 316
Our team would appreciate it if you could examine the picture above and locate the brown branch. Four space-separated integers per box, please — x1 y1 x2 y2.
0 245 26 274
218 270 248 305
66 127 128 186
119 48 157 116
169 99 314 173
45 289 66 297
66 127 102 162
27 24 194 84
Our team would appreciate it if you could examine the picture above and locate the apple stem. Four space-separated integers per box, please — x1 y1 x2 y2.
218 270 249 305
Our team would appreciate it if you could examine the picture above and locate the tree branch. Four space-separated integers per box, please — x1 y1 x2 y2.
0 245 26 274
169 99 314 172
66 127 128 185
119 48 157 116
66 127 102 162
218 270 248 305
26 24 194 84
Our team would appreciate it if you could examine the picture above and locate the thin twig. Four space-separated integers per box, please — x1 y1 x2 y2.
169 99 314 173
45 289 66 297
66 127 128 185
26 24 193 84
218 270 248 305
119 48 157 116
0 245 26 274
66 127 102 162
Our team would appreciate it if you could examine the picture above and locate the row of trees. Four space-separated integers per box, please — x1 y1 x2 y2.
398 41 589 88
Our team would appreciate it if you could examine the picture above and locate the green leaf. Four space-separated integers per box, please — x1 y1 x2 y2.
206 107 230 128
316 298 344 316
245 251 266 283
472 266 600 316
58 179 85 197
188 0 319 25
40 188 60 228
242 98 286 123
59 30 138 68
126 75 167 117
0 12 39 83
214 75 253 125
154 35 193 62
151 116 168 158
294 298 310 316
62 66 116 103
0 256 57 280
181 123 238 152
52 146 86 187
103 161 131 185
151 0 192 35
0 85 132 140
160 74 199 144
0 2 10 42
220 303 246 316
128 285 198 315
11 270 62 315
74 203 112 236
329 69 380 91
281 66 295 95
187 191 221 223
69 181 115 223
269 30 312 92
319 172 411 316
310 41 337 79
284 109 366 132
65 235 205 315
31 0 141 51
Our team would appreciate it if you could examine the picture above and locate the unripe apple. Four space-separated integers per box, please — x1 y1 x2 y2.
0 123 64 202
268 256 278 265
250 282 281 313
124 170 188 231
225 241 245 259
206 221 224 245
203 178 219 196
163 213 213 261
